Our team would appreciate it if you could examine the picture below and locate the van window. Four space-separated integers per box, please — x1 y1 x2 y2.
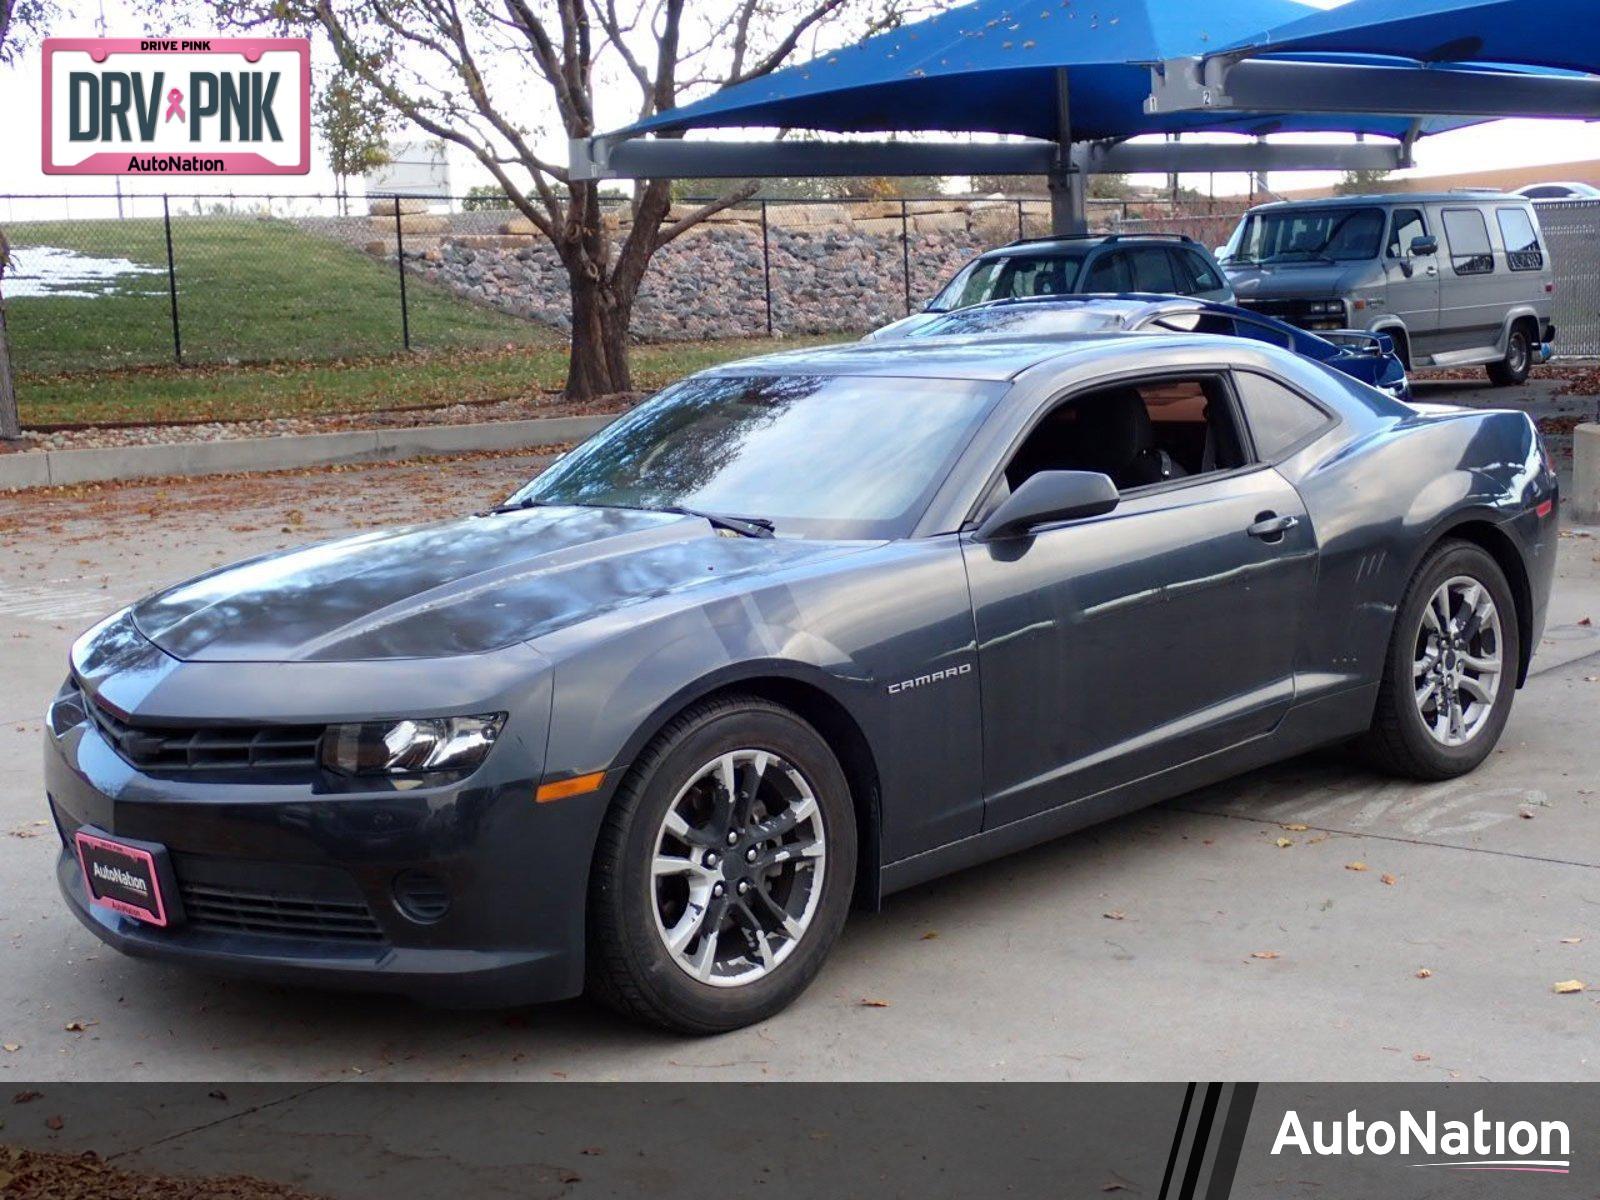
1496 207 1544 271
1387 209 1427 258
1442 209 1495 275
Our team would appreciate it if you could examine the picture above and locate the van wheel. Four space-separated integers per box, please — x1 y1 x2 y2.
1487 327 1531 386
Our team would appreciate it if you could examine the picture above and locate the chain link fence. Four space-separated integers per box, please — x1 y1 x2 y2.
3 191 1595 390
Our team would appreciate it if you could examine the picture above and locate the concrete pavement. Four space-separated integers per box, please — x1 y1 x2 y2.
1 438 1598 1083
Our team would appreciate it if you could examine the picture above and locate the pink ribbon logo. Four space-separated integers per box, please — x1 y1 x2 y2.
164 88 185 123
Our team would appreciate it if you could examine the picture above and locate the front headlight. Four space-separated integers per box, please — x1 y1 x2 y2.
319 714 505 777
47 680 89 738
1307 300 1344 316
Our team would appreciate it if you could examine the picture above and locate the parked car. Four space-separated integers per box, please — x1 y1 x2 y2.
867 232 1234 340
1218 192 1556 386
48 333 1557 1033
877 293 1412 398
1513 182 1600 201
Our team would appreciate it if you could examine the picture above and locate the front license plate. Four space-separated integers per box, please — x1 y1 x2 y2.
74 829 172 927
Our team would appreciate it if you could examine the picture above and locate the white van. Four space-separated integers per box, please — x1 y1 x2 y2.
1219 192 1557 386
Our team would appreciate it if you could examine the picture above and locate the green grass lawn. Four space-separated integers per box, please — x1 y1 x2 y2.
4 214 540 375
15 335 853 427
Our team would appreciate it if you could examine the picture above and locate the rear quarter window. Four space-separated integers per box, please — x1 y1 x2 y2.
1234 371 1332 460
1442 208 1495 276
1496 207 1544 271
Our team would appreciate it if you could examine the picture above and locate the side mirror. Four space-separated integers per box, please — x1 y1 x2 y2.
976 470 1119 541
1410 235 1438 257
1213 245 1230 262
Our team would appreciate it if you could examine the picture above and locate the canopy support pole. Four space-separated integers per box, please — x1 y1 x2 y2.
1049 68 1087 236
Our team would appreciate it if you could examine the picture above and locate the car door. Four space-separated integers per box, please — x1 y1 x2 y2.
961 371 1320 830
1434 204 1504 355
1382 206 1440 355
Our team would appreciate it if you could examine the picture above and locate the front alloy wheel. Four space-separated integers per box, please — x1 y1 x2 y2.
651 749 826 987
587 694 856 1034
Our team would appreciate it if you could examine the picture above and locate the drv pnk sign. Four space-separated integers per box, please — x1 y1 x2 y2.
42 38 310 175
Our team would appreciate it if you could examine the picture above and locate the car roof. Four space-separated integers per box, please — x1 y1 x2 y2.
973 233 1200 259
1247 191 1528 212
702 333 1148 382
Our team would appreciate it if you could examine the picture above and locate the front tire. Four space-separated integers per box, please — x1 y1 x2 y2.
1359 540 1519 780
587 695 856 1034
1487 326 1532 386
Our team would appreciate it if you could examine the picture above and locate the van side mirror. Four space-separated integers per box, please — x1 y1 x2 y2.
976 470 1119 541
1410 235 1438 257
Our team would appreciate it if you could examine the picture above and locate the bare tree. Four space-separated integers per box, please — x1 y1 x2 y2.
211 0 920 399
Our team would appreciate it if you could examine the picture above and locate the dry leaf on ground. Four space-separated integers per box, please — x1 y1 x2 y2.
1251 951 1281 960
1345 861 1369 872
1553 979 1586 994
859 998 891 1008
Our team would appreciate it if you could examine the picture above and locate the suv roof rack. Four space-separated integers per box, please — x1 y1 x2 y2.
999 231 1199 249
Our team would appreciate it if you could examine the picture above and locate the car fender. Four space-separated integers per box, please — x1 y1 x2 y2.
1496 305 1545 353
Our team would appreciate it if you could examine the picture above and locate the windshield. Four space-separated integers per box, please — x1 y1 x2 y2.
1230 207 1385 264
508 373 1005 540
911 302 1132 339
929 252 1086 311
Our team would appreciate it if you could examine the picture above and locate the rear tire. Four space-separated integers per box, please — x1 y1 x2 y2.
1359 540 1519 780
587 694 856 1034
1487 326 1532 386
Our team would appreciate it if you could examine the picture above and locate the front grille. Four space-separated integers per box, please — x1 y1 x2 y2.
85 690 324 775
178 881 385 943
1238 297 1311 321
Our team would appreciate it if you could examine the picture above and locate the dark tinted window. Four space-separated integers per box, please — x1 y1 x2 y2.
512 374 1003 539
1387 208 1426 257
1442 208 1495 275
1082 250 1132 292
1497 207 1544 270
1129 247 1178 293
1234 372 1330 460
1521 186 1568 199
1178 250 1223 293
931 253 1085 309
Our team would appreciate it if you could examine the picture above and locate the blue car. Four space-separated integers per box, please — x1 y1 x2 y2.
872 293 1413 399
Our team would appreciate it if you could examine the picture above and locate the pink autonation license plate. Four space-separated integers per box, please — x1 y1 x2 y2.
74 829 170 927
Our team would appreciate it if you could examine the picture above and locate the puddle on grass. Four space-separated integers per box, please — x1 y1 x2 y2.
4 244 167 299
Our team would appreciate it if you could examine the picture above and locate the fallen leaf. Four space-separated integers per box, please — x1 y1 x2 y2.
1381 874 1397 886
1553 979 1586 994
580 1147 604 1156
12 1092 41 1104
1580 617 1593 626
1102 1172 1137 1192
208 1090 228 1102
1281 823 1309 832
1561 937 1583 945
44 1115 63 1131
1274 837 1294 849
1519 810 1536 819
63 1021 96 1033
1103 910 1126 920
1251 950 1281 960
1415 968 1433 979
558 1169 582 1184
1 1044 18 1054
859 998 891 1008
1345 861 1369 872
920 931 939 940
1413 1052 1432 1062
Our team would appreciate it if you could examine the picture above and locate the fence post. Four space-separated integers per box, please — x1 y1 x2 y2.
394 197 412 352
1016 199 1024 241
161 194 182 366
900 199 912 317
760 200 774 337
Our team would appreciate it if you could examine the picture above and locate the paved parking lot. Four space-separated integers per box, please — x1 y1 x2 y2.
2 389 1599 1082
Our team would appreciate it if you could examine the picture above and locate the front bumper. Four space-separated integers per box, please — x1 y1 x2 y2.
44 683 606 1008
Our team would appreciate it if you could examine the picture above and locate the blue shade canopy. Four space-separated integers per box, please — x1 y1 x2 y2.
1225 0 1600 76
621 0 1455 143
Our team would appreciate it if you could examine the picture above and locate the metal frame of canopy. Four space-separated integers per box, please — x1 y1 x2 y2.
570 70 1416 235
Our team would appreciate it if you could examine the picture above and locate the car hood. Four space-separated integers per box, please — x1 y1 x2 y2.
864 311 944 341
131 506 869 663
1225 262 1371 299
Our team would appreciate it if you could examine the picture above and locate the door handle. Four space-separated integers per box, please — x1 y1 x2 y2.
1247 514 1299 541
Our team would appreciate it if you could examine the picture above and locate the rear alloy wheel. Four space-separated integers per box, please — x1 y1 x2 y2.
1360 540 1519 779
1487 326 1532 386
587 695 855 1033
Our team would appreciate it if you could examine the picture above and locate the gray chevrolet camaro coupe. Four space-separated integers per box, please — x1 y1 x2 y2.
46 333 1557 1033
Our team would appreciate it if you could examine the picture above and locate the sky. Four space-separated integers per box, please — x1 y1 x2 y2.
2 0 1598 220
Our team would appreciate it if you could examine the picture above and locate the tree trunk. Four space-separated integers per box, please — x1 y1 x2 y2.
563 260 635 401
0 235 17 441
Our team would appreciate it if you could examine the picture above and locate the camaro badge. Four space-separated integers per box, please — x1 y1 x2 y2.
887 662 973 695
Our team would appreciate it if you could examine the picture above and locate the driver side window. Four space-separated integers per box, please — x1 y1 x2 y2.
1000 375 1250 497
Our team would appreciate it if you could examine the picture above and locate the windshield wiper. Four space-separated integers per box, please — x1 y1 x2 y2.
659 505 776 539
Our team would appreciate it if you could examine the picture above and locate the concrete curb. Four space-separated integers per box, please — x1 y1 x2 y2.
0 414 616 491
1573 423 1600 523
